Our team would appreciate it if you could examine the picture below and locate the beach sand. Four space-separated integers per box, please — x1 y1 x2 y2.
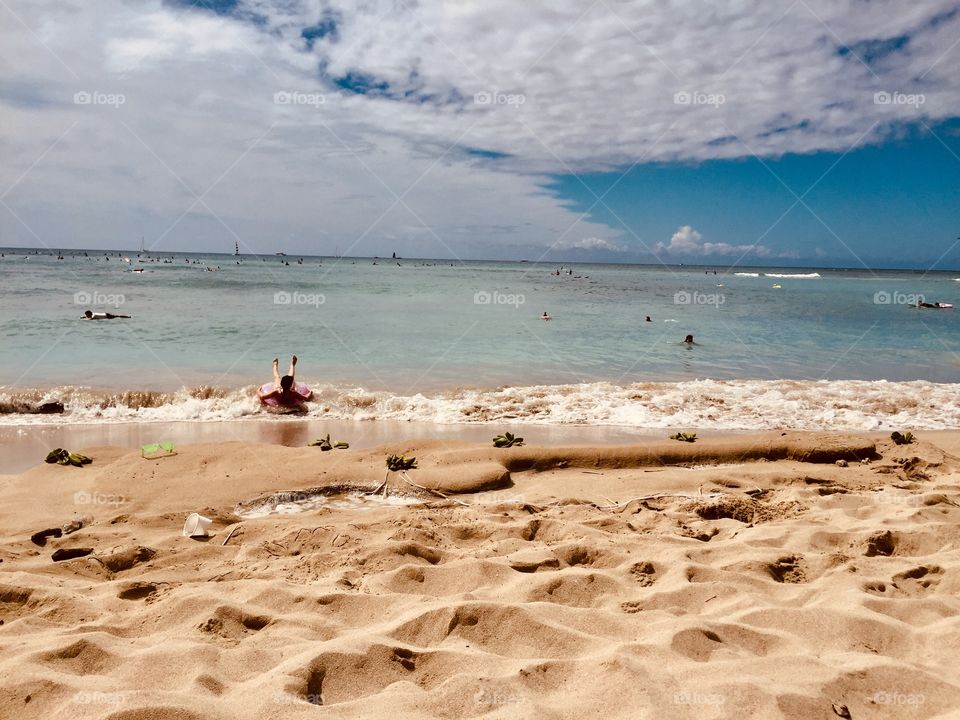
1 431 959 719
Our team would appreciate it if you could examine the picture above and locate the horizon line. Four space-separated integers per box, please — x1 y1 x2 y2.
1 246 957 273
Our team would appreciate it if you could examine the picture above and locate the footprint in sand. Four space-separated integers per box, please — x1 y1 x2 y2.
670 624 783 662
864 529 947 557
116 582 159 601
891 565 943 595
198 606 271 641
293 644 455 706
36 638 118 676
556 544 623 568
526 571 621 608
765 555 808 583
628 561 658 586
865 531 897 557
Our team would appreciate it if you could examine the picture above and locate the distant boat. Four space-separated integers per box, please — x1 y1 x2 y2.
276 252 287 256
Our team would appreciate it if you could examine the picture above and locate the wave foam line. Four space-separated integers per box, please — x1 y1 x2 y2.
2 379 959 431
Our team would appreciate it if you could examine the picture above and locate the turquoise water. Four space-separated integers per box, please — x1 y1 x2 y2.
2 249 958 390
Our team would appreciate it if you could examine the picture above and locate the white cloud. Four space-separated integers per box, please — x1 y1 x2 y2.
655 225 774 257
1 0 958 258
553 237 627 252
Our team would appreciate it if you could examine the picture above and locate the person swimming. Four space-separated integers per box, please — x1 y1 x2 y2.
683 334 695 344
257 355 312 407
541 311 552 321
645 316 652 322
81 310 131 319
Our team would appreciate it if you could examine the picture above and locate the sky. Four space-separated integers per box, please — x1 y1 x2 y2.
1 0 959 268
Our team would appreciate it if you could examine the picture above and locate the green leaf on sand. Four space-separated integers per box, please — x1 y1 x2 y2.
493 431 525 448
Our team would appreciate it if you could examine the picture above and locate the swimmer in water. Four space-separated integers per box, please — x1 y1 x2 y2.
258 355 312 406
541 311 552 321
645 316 652 322
683 334 695 344
81 310 131 319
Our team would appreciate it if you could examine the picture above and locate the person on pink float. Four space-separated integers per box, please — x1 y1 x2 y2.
257 355 312 409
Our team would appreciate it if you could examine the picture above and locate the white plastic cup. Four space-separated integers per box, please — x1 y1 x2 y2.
182 513 213 537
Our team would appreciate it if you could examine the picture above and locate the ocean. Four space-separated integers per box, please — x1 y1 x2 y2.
2 248 959 431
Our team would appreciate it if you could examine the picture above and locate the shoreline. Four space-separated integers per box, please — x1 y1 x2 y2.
0 419 711 476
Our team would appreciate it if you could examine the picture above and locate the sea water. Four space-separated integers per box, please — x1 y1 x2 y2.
1 249 958 430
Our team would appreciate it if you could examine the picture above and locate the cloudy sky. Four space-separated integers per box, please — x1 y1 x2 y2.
1 0 959 267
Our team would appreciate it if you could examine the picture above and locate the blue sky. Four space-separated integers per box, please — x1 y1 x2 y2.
1 0 959 268
549 119 960 268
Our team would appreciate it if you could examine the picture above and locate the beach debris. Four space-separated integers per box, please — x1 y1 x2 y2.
182 513 213 538
35 401 64 414
221 524 241 546
493 431 524 448
51 548 93 562
30 528 63 546
380 454 419 498
141 441 177 459
61 515 92 535
669 432 698 443
308 434 349 451
831 703 851 719
31 515 90 545
890 431 915 445
44 448 92 467
386 454 418 472
835 459 848 467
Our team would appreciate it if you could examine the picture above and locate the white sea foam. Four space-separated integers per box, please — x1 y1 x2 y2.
3 379 959 431
237 490 422 518
764 272 821 278
734 272 760 277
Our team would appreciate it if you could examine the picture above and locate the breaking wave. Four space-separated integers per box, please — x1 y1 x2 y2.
2 379 959 431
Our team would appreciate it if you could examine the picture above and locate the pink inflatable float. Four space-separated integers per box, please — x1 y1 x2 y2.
259 382 312 412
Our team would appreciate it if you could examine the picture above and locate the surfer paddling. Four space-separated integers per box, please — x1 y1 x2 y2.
81 310 130 320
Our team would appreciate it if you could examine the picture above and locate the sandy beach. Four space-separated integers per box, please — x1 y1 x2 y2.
2 431 958 719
